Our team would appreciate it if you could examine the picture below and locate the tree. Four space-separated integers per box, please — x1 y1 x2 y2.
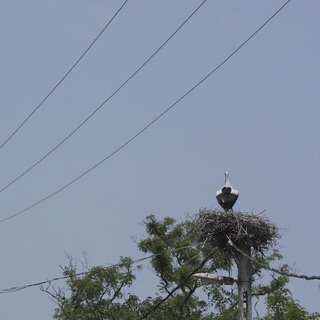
42 256 139 320
254 264 320 320
43 214 320 320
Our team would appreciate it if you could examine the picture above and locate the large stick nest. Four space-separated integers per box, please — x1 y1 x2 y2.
196 209 279 253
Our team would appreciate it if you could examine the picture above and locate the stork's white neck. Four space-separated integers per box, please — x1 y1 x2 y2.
224 171 231 186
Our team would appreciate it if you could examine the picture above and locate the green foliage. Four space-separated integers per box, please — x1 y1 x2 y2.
45 257 138 320
257 265 320 320
138 215 230 292
44 214 320 320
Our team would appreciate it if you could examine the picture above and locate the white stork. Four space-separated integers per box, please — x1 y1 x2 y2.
216 171 239 212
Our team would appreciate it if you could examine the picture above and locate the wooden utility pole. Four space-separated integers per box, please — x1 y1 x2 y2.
235 243 252 320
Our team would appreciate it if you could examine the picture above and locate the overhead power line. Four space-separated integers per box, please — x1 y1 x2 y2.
2 239 319 297
0 245 192 294
227 239 320 281
0 0 291 224
139 254 212 320
0 0 129 150
0 0 208 195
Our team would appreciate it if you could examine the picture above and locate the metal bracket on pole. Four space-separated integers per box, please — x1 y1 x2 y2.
243 291 248 319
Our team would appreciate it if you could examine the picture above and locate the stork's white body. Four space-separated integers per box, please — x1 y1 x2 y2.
216 171 239 211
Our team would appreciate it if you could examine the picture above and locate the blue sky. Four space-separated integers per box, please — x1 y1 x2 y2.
0 0 319 318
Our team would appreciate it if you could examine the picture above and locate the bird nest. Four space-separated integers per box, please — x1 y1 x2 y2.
195 209 279 253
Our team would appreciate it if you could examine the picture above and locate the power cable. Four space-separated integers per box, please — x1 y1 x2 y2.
0 0 129 150
227 239 320 281
2 239 319 300
0 245 192 294
139 253 213 320
0 0 208 195
0 0 291 224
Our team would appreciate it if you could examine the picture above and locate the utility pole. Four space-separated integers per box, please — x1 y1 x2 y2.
235 243 252 320
193 243 253 320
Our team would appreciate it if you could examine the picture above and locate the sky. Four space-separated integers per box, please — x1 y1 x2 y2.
0 0 319 318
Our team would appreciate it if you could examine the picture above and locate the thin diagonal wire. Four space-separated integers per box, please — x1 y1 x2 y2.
0 0 291 224
0 245 192 293
228 239 320 281
0 0 207 195
0 0 129 150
